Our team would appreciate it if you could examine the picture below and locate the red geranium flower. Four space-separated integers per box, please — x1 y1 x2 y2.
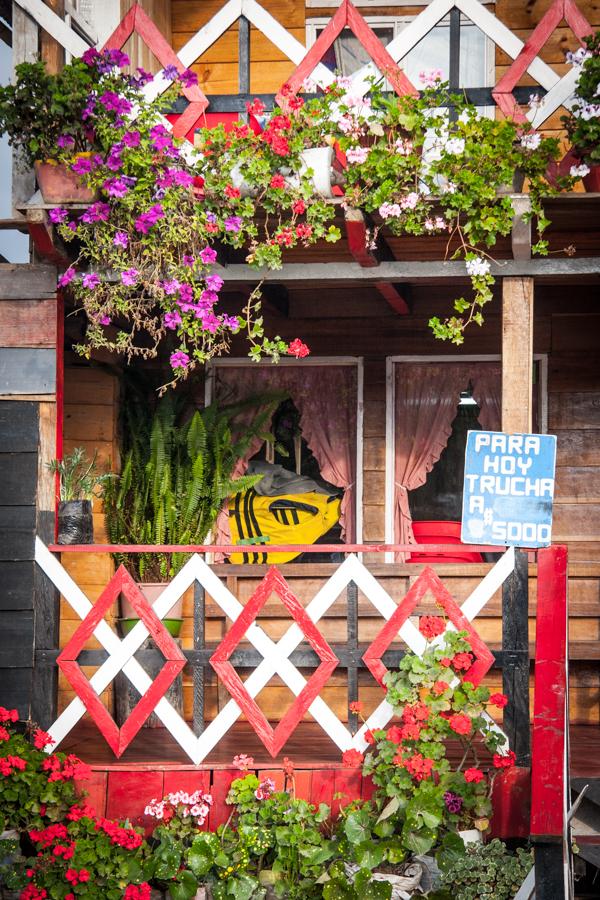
404 753 434 781
342 749 364 768
386 725 403 743
464 767 485 783
365 729 376 745
493 750 516 769
349 701 363 714
288 338 310 358
33 729 55 750
419 615 446 640
440 657 452 667
489 693 508 709
400 723 421 741
432 680 449 696
224 184 241 199
270 174 286 189
292 199 306 215
448 713 472 736
452 652 474 671
246 98 266 117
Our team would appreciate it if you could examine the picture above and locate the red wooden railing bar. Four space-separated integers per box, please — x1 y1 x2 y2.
48 542 526 554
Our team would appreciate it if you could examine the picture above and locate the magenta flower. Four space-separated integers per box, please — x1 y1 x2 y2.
82 272 100 290
179 69 198 88
134 67 153 86
99 91 132 118
200 290 218 305
97 314 111 326
105 147 123 171
164 311 182 330
182 254 195 267
81 48 99 66
205 274 224 292
163 64 179 82
122 131 141 148
48 207 68 224
224 216 243 233
443 791 463 814
104 177 134 198
113 232 129 248
170 350 190 370
58 267 76 288
107 48 130 69
71 156 94 175
199 246 217 264
121 268 139 286
222 314 240 332
134 204 164 234
81 202 110 224
57 134 75 149
178 283 193 303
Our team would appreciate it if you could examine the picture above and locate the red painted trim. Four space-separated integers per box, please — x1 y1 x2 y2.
211 567 338 756
47 542 516 554
530 544 568 839
27 222 70 268
363 565 494 687
55 289 64 541
57 566 186 757
345 216 379 268
374 281 410 315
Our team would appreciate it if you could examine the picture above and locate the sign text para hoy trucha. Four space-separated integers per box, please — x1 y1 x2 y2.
461 431 557 548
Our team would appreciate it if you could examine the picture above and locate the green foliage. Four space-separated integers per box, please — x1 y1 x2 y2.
46 446 112 501
562 31 600 166
440 838 532 900
103 389 283 580
0 58 103 166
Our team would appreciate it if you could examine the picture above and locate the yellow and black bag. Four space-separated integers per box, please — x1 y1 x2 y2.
228 488 341 563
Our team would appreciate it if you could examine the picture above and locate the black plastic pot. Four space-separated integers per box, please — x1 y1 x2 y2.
57 499 93 544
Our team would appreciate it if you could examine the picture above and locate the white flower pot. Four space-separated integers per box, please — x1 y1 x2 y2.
230 162 258 197
459 828 483 845
299 146 334 198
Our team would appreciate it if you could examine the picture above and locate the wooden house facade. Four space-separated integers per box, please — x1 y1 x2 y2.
0 2 599 896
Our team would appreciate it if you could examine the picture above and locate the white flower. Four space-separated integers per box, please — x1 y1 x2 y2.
570 163 590 178
346 146 369 164
379 202 402 219
400 191 420 210
440 180 457 194
445 137 465 155
520 132 542 150
566 48 592 66
528 93 542 110
466 257 491 277
394 137 413 155
419 68 444 88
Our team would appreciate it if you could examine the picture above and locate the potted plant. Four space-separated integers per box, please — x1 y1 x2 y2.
562 31 600 191
436 838 533 900
46 446 111 544
0 49 137 202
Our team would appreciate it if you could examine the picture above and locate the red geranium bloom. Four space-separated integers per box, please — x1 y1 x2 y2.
224 184 240 199
33 729 55 750
440 657 452 667
365 729 376 745
349 701 363 714
419 615 446 640
404 753 434 781
464 767 485 783
288 338 310 358
432 680 449 696
449 713 472 736
342 749 364 768
452 652 474 671
386 725 403 743
296 223 313 239
0 727 9 741
489 692 509 708
400 723 421 741
246 98 266 117
0 707 18 723
270 174 286 189
493 750 516 769
292 199 306 215
392 752 405 766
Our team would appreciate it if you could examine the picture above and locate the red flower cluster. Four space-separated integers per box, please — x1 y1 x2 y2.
20 885 47 899
33 729 55 750
349 701 363 714
65 868 89 885
0 706 19 723
288 338 310 359
493 750 516 769
386 725 402 743
29 824 69 849
448 713 472 736
262 114 292 157
292 199 306 215
402 701 429 724
124 883 152 900
41 754 91 782
464 767 485 784
432 680 450 696
295 222 313 240
246 98 266 117
400 723 422 741
224 184 240 199
95 817 143 849
0 754 27 775
0 726 10 741
342 749 364 768
395 752 435 781
270 173 286 189
66 802 97 821
52 842 75 860
489 692 508 709
451 652 474 671
419 615 446 640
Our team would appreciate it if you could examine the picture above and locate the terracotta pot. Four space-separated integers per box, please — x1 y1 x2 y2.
34 157 96 204
583 164 600 192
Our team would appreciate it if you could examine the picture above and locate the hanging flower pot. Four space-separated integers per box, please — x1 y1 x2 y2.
299 146 334 198
57 499 93 544
583 165 600 192
34 156 96 204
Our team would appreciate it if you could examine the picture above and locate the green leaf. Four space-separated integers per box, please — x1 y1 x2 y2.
376 795 399 824
168 870 198 900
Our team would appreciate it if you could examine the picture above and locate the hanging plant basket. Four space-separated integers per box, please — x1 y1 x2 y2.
583 164 600 192
34 158 96 204
57 499 93 545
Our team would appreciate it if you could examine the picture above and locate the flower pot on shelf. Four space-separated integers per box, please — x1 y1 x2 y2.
299 146 334 198
34 157 96 204
583 164 600 192
57 499 93 545
120 583 184 638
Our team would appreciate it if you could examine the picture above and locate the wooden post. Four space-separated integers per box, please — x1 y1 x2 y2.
11 2 38 212
501 277 534 433
501 548 530 766
41 0 65 73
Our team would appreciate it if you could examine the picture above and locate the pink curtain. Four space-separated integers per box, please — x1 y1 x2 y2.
393 362 501 559
214 364 358 550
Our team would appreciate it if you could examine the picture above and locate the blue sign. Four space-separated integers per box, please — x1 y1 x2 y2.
461 431 557 548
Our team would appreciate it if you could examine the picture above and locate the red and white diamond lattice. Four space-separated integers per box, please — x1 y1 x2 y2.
36 540 513 762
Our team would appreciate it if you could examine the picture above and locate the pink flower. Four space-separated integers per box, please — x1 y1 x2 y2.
232 754 254 771
121 268 139 286
170 350 190 370
58 268 76 288
113 232 128 248
164 311 181 330
82 273 100 290
419 68 444 88
199 246 217 264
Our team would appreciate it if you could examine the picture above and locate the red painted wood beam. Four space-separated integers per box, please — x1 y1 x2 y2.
530 544 568 840
27 213 70 268
48 542 519 555
344 207 379 268
374 281 410 315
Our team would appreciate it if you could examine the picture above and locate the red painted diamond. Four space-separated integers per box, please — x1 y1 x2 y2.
57 566 186 757
211 567 338 757
363 566 494 688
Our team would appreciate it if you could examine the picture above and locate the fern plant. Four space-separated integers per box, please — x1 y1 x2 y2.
103 392 282 581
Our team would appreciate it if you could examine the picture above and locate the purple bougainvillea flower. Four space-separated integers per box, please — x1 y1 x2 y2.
170 350 190 370
205 274 224 292
113 231 129 248
48 207 68 224
179 68 198 88
121 268 139 286
58 267 76 288
57 134 75 149
199 246 217 264
82 272 100 290
163 64 179 82
164 311 182 330
182 254 195 267
224 216 243 233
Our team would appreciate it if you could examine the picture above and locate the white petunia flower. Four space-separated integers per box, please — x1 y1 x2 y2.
466 257 491 277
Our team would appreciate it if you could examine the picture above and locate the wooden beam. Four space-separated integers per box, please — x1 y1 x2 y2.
344 208 379 268
501 276 534 434
0 264 57 299
511 195 532 261
11 2 38 214
26 209 70 268
40 0 64 73
374 282 410 315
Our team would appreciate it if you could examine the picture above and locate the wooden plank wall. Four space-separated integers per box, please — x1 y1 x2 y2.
57 367 120 714
120 0 172 72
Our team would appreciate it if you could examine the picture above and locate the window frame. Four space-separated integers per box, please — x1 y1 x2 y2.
384 353 549 558
206 356 365 544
